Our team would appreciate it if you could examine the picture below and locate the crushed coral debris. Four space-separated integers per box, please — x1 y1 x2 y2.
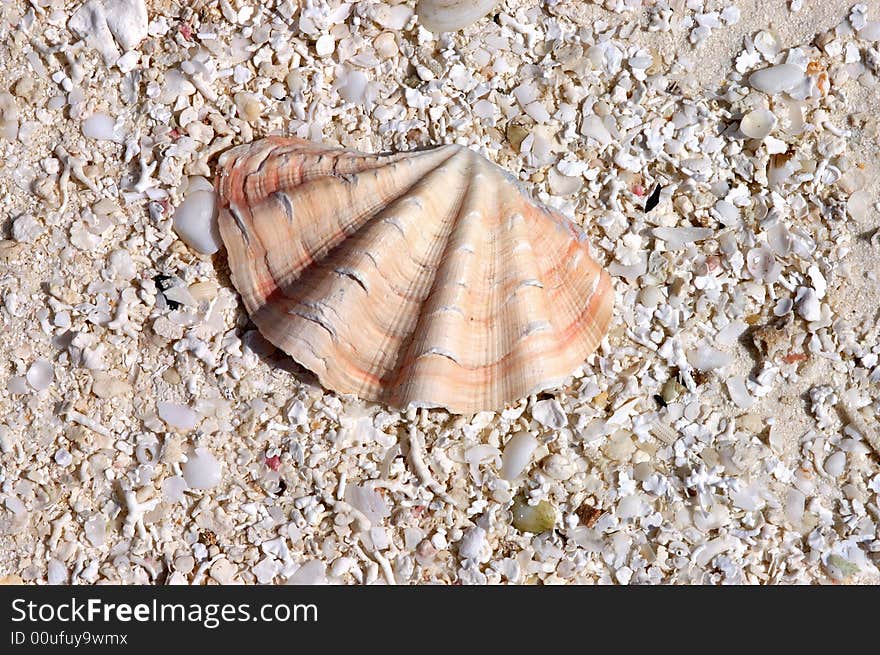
0 0 878 585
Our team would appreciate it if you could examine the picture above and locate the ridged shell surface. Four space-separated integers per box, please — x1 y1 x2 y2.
216 137 612 414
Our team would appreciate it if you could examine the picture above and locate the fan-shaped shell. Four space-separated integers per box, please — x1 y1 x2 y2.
216 137 612 414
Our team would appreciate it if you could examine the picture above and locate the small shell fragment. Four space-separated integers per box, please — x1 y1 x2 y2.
739 109 777 139
746 245 782 282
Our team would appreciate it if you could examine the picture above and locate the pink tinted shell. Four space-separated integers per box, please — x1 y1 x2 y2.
216 137 612 414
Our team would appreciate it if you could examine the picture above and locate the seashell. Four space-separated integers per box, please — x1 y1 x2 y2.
746 245 781 282
753 30 781 61
415 0 501 33
739 109 777 140
216 137 613 414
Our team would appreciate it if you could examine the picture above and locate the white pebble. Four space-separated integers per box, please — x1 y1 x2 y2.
547 167 582 196
47 559 68 585
579 114 612 146
713 200 740 227
173 183 221 255
374 4 414 30
183 447 222 490
54 449 73 466
808 265 827 299
652 226 714 249
796 287 821 322
617 495 642 519
84 516 106 547
749 64 804 94
315 34 335 57
500 431 538 480
162 475 189 503
858 22 880 41
82 112 121 142
253 558 281 584
337 69 368 104
344 485 390 525
824 451 846 477
286 560 327 585
26 358 54 391
687 345 732 371
415 0 500 33
157 401 199 431
847 190 871 223
785 488 805 524
103 0 148 51
726 376 754 409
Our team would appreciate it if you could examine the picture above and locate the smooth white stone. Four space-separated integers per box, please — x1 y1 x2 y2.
824 451 846 477
83 112 121 142
500 431 539 480
652 226 714 249
344 485 390 525
172 186 220 255
157 401 199 430
687 345 733 371
26 358 54 391
415 0 500 32
183 447 222 489
749 63 804 94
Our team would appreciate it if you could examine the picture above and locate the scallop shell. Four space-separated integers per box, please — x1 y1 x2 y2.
216 137 612 414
